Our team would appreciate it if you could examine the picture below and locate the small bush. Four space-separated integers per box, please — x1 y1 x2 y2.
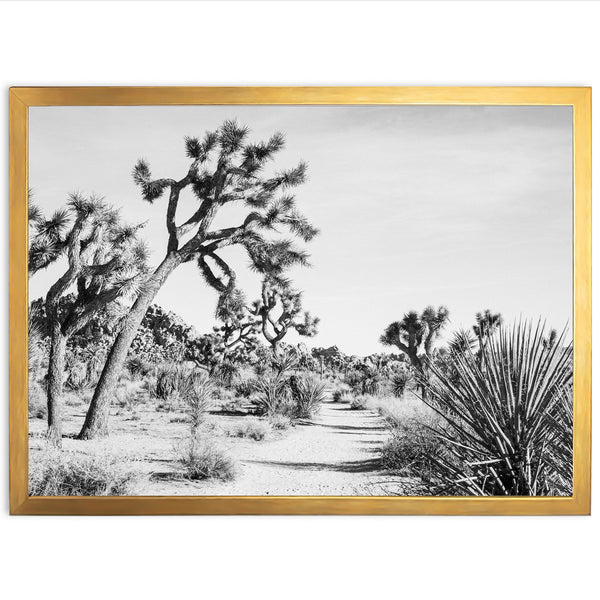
251 373 292 416
331 382 352 403
29 451 137 496
332 389 352 403
234 380 255 398
288 374 327 419
29 379 47 419
155 364 192 403
228 417 270 441
114 383 140 410
185 374 215 435
350 395 369 410
175 438 235 481
64 361 89 391
268 414 293 431
391 369 412 398
381 420 444 481
125 356 153 379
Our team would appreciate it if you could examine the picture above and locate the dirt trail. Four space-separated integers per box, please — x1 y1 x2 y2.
147 399 401 496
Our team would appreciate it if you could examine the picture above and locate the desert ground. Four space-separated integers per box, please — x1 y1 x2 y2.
29 389 407 496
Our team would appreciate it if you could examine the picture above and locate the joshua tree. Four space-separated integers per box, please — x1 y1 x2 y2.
78 120 318 439
379 305 449 397
36 193 147 445
473 309 503 351
249 277 319 353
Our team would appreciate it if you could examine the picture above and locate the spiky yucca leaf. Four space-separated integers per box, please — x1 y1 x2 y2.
424 322 573 496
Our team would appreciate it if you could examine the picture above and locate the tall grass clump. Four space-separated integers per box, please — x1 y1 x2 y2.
175 438 235 481
391 369 412 398
251 372 291 416
185 373 215 435
288 374 327 418
29 451 137 496
228 417 270 441
424 321 573 496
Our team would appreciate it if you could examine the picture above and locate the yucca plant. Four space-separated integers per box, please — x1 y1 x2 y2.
424 321 573 496
288 374 327 418
251 373 291 416
391 368 413 398
185 374 215 435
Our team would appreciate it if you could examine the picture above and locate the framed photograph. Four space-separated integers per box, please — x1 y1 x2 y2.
9 87 591 515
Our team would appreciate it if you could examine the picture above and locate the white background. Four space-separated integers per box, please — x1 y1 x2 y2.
0 2 597 599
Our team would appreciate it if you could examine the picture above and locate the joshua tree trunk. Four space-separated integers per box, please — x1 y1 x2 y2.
78 254 182 439
46 328 67 447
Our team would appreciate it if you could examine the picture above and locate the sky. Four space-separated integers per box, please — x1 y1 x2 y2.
29 105 573 356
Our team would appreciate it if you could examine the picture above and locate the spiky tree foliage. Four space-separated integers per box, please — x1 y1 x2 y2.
472 309 503 352
448 329 477 354
249 277 319 352
28 187 72 277
41 193 148 445
380 306 450 397
79 121 317 439
424 322 573 496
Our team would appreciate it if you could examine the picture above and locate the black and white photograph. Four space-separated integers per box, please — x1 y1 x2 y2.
27 104 574 497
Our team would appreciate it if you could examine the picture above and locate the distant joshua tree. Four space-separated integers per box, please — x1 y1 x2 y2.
249 278 319 353
379 305 449 397
78 120 318 439
473 309 503 352
32 193 148 445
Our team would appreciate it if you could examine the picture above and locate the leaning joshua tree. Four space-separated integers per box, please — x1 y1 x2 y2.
37 193 148 445
379 305 449 397
78 120 318 439
249 277 319 353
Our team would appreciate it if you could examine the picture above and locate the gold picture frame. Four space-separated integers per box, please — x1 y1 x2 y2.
9 86 591 515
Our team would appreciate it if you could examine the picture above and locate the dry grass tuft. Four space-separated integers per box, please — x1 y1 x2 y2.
29 451 138 496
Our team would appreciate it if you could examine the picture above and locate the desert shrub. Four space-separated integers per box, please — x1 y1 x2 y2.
29 451 137 496
29 378 47 419
332 382 352 403
391 369 412 398
271 348 300 374
381 419 444 481
113 382 141 410
425 322 573 496
228 417 270 441
125 356 153 379
154 364 208 407
251 373 292 416
288 374 327 419
185 374 215 435
332 389 352 403
345 366 385 396
28 321 45 372
268 413 293 430
350 395 369 410
175 438 235 481
212 360 239 387
64 361 89 391
234 379 255 398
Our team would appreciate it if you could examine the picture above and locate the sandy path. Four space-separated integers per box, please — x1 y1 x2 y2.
146 399 400 496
